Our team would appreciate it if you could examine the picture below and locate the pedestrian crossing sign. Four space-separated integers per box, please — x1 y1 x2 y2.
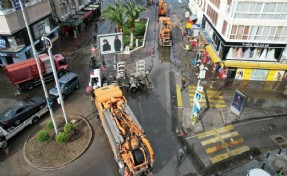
194 92 202 102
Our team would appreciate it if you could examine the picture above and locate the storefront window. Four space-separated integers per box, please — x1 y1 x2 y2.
14 32 25 48
33 21 45 39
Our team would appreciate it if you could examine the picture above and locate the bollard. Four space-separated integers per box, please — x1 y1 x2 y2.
278 148 282 155
261 162 266 170
266 151 270 158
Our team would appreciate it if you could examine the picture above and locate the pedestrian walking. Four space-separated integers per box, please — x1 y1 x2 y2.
181 77 186 91
176 147 185 166
0 134 10 155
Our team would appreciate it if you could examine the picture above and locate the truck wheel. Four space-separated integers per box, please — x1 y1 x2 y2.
130 87 137 93
13 119 21 126
25 82 34 90
32 116 39 124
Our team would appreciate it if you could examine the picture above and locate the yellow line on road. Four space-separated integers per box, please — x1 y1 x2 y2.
176 84 182 107
210 104 227 108
210 146 250 164
208 99 225 103
201 131 239 146
197 125 234 139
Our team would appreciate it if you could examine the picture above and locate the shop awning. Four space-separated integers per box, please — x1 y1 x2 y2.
62 16 83 26
89 4 100 9
224 61 287 70
205 44 221 63
84 7 94 11
78 10 92 19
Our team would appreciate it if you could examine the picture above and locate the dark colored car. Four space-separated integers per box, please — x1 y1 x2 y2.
0 97 46 129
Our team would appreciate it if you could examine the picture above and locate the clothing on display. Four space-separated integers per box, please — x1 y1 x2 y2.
266 48 276 61
252 48 261 59
259 48 267 60
226 47 233 59
232 47 238 58
236 48 244 59
243 48 251 59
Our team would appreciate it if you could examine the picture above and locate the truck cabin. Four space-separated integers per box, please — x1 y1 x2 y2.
53 54 68 71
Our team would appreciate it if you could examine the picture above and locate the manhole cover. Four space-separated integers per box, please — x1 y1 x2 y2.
275 137 285 144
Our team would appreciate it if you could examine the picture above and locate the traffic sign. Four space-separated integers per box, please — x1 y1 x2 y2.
197 86 203 92
194 91 202 102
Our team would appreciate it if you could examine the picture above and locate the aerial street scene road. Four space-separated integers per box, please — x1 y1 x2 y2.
1 0 287 176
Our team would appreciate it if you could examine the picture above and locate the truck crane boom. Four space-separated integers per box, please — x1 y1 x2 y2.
93 85 154 176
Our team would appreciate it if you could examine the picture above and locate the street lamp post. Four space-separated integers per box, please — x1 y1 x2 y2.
19 0 58 134
41 36 68 124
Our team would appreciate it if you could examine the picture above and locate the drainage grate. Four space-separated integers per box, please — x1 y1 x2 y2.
270 134 287 146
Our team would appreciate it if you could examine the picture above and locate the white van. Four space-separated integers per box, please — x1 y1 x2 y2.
247 168 271 176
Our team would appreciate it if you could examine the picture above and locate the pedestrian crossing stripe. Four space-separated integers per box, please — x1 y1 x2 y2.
188 86 226 109
201 131 239 146
197 125 234 139
190 99 225 103
210 146 250 164
190 102 227 108
205 138 244 154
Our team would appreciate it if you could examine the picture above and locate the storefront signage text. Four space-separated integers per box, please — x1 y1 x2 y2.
242 43 269 48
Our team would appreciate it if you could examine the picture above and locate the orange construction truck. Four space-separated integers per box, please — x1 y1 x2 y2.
93 85 155 176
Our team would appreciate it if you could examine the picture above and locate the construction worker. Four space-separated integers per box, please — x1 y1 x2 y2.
181 77 186 91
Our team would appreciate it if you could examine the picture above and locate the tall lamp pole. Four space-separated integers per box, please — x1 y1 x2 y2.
41 36 68 124
19 0 58 134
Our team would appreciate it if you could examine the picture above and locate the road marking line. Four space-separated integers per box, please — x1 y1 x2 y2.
210 146 249 164
208 99 226 103
210 104 227 108
197 125 234 139
205 138 243 154
201 131 239 146
234 118 273 127
176 84 182 107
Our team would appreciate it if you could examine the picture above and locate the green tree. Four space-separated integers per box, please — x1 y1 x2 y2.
123 0 145 49
102 0 126 32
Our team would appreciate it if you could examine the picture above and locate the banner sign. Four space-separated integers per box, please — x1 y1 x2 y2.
0 39 6 48
97 33 124 55
230 90 246 116
12 0 21 10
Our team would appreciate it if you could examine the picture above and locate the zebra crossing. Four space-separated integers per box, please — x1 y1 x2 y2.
197 125 250 164
188 85 227 108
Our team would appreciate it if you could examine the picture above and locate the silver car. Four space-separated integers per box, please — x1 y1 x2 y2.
49 72 80 100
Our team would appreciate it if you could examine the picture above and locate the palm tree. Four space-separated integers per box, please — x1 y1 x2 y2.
102 0 126 32
123 0 145 49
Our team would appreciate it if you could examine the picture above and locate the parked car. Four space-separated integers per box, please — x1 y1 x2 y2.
49 72 80 100
0 97 46 129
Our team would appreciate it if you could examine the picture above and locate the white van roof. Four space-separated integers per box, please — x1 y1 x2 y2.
248 168 271 176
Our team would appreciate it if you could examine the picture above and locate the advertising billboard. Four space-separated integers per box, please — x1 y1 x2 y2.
97 33 124 55
230 90 246 116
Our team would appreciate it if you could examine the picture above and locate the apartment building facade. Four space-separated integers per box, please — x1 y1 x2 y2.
0 0 59 65
189 0 287 90
0 0 100 66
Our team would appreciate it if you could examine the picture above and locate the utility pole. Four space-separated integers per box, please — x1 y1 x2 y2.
41 36 68 124
19 0 58 134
